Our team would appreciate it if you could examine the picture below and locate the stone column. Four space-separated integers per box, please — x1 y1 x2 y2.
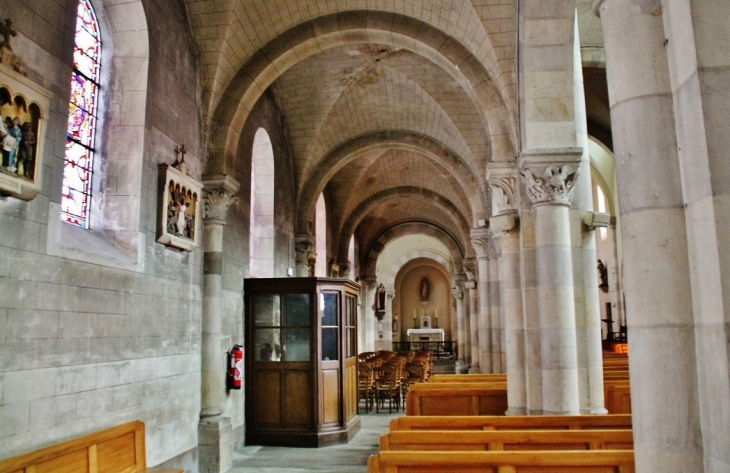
199 174 239 473
362 276 377 352
294 234 316 277
571 14 606 415
452 278 468 373
463 259 480 373
338 261 351 279
594 0 703 470
471 230 492 373
374 290 395 351
520 150 582 415
488 247 504 373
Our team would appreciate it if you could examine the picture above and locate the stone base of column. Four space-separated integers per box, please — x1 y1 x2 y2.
198 416 233 473
505 407 527 416
468 365 481 374
583 406 609 415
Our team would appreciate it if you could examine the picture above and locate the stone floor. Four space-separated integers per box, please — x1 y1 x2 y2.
229 411 402 473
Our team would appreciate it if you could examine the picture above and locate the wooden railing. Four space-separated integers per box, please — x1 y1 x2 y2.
392 341 456 358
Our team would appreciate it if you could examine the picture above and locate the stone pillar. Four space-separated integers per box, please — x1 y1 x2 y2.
199 174 239 473
520 150 582 415
362 276 377 352
374 290 395 351
463 259 480 373
471 230 492 373
661 2 730 470
594 0 703 469
488 247 504 373
294 234 316 277
570 13 607 415
489 163 523 413
452 278 468 373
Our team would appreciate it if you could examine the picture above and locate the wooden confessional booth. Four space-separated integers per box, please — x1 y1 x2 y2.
244 277 360 447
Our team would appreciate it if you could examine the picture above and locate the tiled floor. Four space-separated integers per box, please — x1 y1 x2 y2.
229 411 402 473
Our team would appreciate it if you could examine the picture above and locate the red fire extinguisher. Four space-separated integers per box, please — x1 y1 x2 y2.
227 344 243 390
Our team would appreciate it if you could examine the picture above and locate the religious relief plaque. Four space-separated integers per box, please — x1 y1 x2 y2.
156 145 202 251
0 56 52 200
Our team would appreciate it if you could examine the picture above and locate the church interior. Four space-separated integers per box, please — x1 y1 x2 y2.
1 0 729 472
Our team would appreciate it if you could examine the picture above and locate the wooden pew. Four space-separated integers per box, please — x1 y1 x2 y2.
390 414 633 432
380 429 634 451
367 450 635 472
406 384 508 416
0 421 181 473
604 380 631 414
428 373 507 383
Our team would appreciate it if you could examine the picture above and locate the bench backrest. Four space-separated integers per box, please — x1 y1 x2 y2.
390 414 633 431
380 429 634 451
367 450 636 473
0 421 147 473
406 386 508 416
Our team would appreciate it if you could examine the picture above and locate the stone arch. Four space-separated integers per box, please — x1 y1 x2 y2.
296 130 488 234
386 251 452 290
335 187 472 265
205 11 516 177
363 221 464 279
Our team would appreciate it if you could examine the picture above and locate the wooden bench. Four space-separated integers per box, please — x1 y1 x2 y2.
406 384 508 416
380 429 634 451
367 450 635 472
603 380 631 414
390 414 633 431
428 373 507 383
0 421 181 473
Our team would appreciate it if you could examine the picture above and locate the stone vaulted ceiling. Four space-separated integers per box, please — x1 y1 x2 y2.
186 0 519 271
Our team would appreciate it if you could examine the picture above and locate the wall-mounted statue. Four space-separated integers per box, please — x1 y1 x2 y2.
597 259 609 292
420 276 430 302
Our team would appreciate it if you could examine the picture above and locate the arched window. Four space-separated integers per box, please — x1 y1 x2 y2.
250 128 275 277
315 193 327 276
62 0 101 228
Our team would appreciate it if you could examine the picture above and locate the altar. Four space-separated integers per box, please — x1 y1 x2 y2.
406 328 445 342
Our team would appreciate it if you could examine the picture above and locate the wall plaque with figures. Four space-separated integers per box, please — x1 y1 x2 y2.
157 162 202 251
0 67 52 200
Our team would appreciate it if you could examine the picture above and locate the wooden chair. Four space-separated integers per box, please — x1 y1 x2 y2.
374 363 401 413
358 363 375 413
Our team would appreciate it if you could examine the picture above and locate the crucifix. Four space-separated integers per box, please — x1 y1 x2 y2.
0 19 17 51
173 144 190 176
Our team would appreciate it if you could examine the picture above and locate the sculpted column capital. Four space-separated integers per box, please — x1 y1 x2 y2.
470 228 491 260
519 148 582 207
202 174 240 223
462 258 477 282
294 234 317 275
487 162 520 216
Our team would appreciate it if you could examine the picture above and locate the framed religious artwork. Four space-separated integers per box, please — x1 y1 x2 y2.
156 148 202 251
0 62 52 200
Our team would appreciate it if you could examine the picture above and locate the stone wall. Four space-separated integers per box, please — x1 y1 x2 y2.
221 89 296 448
0 0 204 468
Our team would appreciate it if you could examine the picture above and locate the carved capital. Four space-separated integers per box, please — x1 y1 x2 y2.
294 234 315 266
519 149 582 206
338 261 351 278
202 174 240 222
462 258 477 282
487 162 519 215
470 228 491 260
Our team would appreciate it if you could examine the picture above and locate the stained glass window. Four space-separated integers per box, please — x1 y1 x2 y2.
62 0 100 228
